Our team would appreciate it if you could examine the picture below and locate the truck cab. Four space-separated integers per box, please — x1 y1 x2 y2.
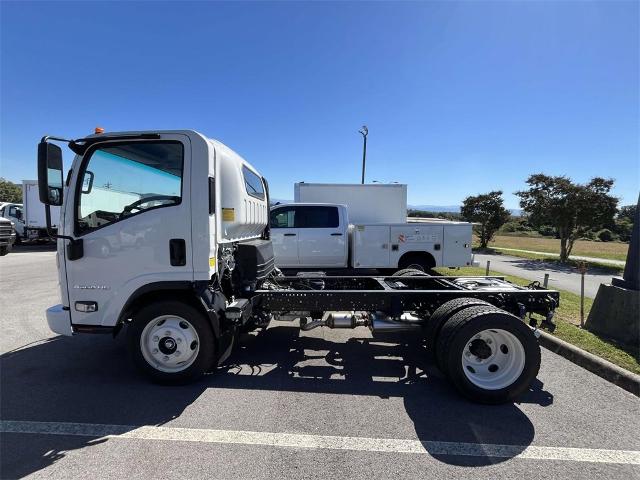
270 203 349 268
0 203 24 243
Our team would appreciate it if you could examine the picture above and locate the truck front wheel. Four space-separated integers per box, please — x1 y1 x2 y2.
129 301 216 384
436 306 540 404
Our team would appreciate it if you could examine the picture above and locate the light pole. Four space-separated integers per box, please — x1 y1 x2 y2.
359 125 368 184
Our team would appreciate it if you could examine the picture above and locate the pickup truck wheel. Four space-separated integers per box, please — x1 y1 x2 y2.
427 298 492 365
392 268 430 277
0 246 8 256
129 301 216 384
436 306 540 404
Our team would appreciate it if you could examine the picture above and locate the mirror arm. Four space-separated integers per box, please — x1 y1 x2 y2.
41 135 73 144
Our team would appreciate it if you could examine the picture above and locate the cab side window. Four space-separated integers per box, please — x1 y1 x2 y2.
297 206 339 228
270 207 295 228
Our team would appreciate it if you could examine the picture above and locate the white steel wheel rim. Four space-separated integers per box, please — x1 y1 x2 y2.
461 328 525 390
140 315 200 373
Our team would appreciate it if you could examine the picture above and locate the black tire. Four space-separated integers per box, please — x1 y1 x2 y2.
427 298 493 366
436 306 541 404
0 246 8 256
392 268 430 277
128 301 216 385
398 253 435 272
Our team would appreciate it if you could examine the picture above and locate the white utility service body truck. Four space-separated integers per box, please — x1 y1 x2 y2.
38 129 559 404
270 203 473 270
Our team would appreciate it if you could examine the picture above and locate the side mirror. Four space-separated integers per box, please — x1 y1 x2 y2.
38 141 64 206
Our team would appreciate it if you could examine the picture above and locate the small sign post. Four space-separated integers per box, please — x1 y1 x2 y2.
579 262 587 328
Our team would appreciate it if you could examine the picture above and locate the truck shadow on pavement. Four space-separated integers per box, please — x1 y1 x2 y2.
0 327 552 477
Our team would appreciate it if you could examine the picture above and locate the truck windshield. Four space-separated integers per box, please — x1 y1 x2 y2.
76 142 183 234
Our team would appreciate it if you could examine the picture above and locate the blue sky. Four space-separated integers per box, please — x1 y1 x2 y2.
1 1 638 209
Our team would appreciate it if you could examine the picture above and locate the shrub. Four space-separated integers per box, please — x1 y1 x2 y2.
596 229 617 242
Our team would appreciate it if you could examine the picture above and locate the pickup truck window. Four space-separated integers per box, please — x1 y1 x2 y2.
270 207 295 228
297 206 339 228
76 141 183 235
243 166 265 200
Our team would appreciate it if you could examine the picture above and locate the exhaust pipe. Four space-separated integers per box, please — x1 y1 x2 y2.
370 312 422 333
300 312 365 331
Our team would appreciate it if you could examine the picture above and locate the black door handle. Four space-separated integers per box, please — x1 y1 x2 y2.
330 233 343 236
170 239 186 266
284 233 296 237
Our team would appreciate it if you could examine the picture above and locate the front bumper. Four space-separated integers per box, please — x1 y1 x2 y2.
0 234 15 246
46 304 73 336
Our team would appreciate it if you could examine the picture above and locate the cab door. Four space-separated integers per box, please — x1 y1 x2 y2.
270 205 299 267
297 206 347 267
65 134 193 327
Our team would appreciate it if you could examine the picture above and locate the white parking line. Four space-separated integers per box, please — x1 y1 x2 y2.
2 420 639 465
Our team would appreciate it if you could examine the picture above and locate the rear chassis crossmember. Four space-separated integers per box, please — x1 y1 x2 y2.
253 275 559 324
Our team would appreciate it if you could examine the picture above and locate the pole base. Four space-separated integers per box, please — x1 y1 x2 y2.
585 284 640 346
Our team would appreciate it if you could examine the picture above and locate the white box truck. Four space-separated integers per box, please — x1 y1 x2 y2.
294 182 407 224
22 180 60 241
36 129 558 404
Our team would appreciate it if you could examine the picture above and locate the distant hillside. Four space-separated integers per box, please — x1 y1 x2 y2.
409 205 460 213
272 200 521 216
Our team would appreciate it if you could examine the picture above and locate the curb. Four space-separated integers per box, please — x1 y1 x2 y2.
537 330 640 397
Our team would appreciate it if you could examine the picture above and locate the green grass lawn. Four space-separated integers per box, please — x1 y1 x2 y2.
434 266 640 375
484 234 629 262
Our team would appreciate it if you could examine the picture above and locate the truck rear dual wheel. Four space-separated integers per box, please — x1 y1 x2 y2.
435 306 540 404
128 301 216 384
427 298 492 365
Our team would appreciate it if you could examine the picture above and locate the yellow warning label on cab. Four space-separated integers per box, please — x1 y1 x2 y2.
222 208 235 221
209 257 216 268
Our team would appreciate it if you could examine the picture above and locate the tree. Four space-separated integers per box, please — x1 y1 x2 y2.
0 178 22 203
461 191 511 248
516 174 618 261
618 204 637 223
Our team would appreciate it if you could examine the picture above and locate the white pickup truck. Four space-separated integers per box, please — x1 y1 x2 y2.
270 203 473 271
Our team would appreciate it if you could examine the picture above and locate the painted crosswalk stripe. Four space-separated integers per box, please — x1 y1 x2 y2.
2 420 639 465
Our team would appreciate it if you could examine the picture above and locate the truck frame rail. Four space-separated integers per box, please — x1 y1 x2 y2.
255 275 559 321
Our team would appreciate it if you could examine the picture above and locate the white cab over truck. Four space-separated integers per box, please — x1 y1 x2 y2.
270 203 473 271
37 129 558 404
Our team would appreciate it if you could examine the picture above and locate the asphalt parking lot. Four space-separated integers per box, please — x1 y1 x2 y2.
1 247 639 479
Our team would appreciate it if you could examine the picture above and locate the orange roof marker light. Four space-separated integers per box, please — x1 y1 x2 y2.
94 127 105 134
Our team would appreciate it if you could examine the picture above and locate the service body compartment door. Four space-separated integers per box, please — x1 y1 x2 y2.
389 224 444 267
351 225 391 268
442 224 473 267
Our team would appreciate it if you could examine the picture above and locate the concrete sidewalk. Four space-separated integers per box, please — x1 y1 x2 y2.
490 247 626 267
473 253 613 298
